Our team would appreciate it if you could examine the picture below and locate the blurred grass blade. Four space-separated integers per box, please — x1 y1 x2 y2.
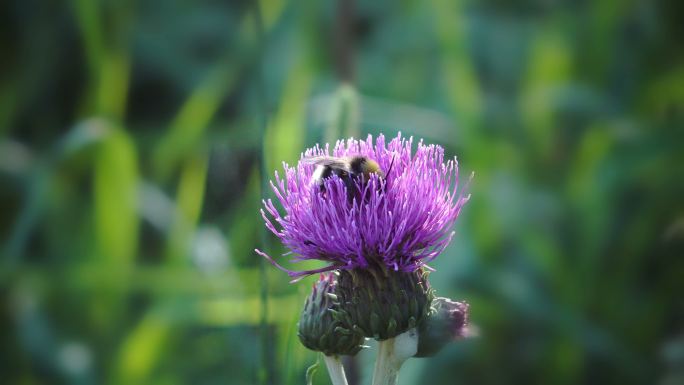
640 66 684 116
325 83 360 144
3 167 50 261
94 126 139 264
263 58 312 171
72 0 130 121
521 31 571 157
71 0 103 82
97 49 130 121
228 167 261 265
258 0 288 31
195 295 303 326
166 154 209 264
432 0 482 137
113 310 171 384
4 120 110 261
153 66 236 180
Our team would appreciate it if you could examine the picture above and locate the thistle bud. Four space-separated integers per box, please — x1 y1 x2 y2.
335 263 433 341
298 273 365 356
414 297 469 357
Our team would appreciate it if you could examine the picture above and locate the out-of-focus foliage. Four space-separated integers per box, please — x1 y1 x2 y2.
1 1 683 384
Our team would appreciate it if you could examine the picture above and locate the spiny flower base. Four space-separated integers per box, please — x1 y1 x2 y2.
298 273 365 356
334 264 433 341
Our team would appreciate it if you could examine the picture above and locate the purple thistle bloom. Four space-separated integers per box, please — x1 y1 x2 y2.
256 133 470 279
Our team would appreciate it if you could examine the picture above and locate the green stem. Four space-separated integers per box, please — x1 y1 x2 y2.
323 355 349 385
371 329 419 385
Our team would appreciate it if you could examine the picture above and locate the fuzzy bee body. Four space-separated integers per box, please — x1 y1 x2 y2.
302 155 386 202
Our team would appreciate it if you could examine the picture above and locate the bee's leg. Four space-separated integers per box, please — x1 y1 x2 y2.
363 183 374 202
347 178 367 205
344 177 357 204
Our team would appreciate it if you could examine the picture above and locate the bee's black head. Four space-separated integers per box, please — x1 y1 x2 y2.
349 156 367 174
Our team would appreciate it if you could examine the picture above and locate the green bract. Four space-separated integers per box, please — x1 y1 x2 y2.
334 263 433 341
297 273 365 356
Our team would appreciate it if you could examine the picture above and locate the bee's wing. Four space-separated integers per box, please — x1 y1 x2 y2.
300 156 349 169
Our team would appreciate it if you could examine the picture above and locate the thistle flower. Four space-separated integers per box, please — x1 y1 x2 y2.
256 133 470 278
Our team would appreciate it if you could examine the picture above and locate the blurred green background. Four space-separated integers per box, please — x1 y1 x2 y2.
1 0 683 384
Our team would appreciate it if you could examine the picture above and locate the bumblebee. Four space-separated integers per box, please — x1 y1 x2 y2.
301 155 393 251
302 155 392 201
305 155 383 185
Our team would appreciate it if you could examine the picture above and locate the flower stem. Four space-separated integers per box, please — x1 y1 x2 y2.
371 329 419 385
372 339 401 385
323 355 349 385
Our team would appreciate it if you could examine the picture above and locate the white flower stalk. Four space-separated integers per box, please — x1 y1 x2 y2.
323 355 349 385
372 329 418 385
